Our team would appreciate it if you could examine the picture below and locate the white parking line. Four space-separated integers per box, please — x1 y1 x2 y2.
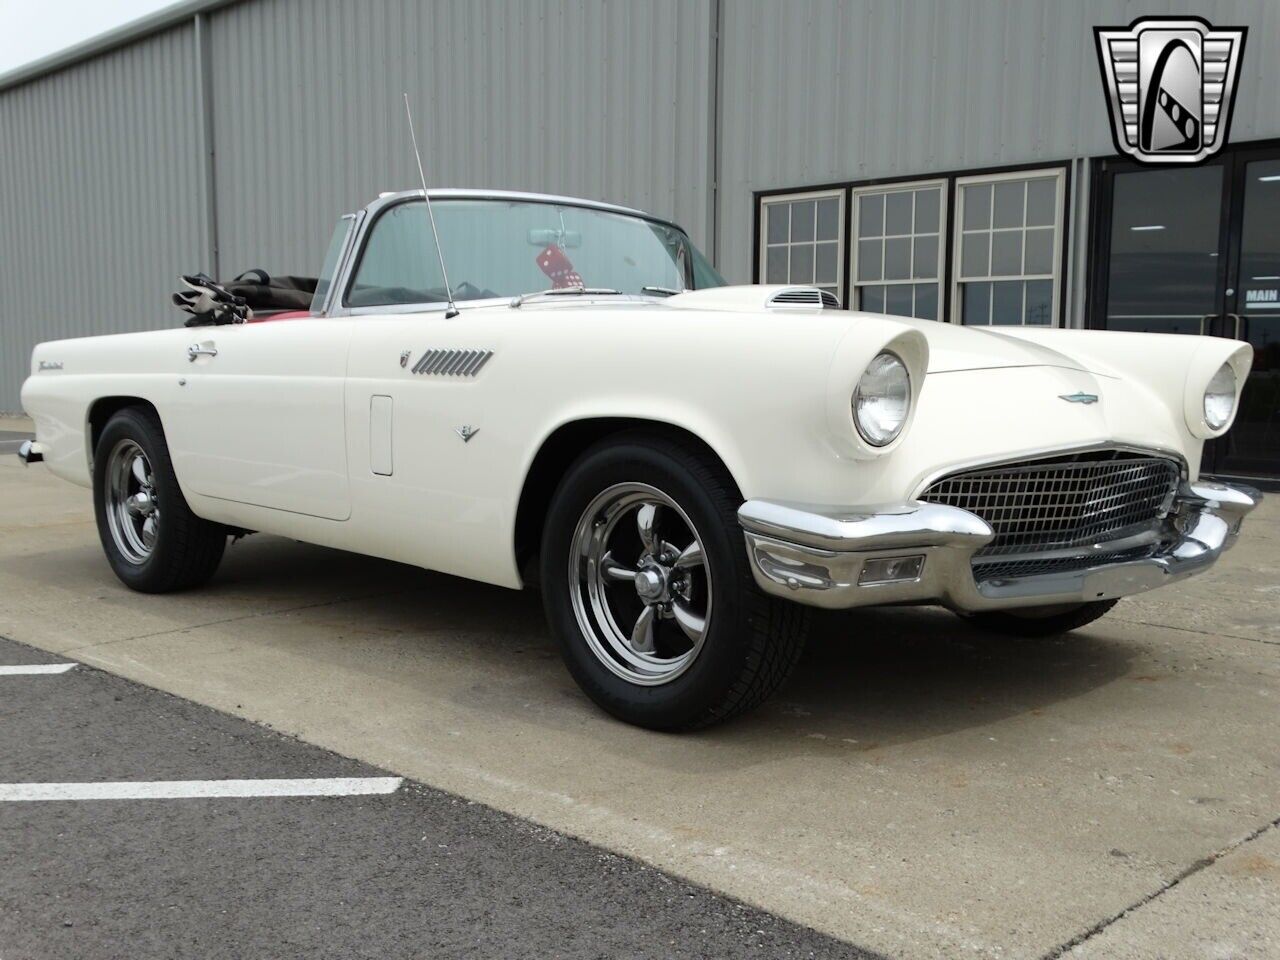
0 777 404 801
0 663 76 675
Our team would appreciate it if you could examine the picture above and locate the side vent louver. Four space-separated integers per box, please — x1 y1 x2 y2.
767 287 840 310
410 349 494 377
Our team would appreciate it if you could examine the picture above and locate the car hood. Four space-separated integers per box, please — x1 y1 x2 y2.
883 315 1096 374
665 287 1095 375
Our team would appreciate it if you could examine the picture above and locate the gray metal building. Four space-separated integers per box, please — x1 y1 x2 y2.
2 0 1277 478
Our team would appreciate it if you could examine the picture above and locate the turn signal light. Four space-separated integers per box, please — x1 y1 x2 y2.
857 555 925 585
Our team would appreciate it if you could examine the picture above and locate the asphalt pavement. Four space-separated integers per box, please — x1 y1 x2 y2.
0 635 875 960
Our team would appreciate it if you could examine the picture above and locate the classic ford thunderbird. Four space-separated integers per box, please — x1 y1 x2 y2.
19 189 1260 729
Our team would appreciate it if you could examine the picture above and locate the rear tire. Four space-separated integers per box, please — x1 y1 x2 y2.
962 599 1118 638
541 433 809 731
93 407 227 593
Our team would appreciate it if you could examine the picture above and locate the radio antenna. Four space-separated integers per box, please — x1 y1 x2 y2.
403 93 458 319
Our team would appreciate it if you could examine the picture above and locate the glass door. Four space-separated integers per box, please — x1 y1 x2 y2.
1094 148 1280 479
1217 151 1280 478
1098 162 1228 336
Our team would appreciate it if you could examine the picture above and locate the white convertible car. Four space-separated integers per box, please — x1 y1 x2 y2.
19 189 1260 729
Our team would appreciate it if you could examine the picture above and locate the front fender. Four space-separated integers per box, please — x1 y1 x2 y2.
990 328 1253 450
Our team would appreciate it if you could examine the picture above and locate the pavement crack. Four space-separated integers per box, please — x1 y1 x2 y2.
1040 814 1280 959
60 588 410 656
1109 614 1280 647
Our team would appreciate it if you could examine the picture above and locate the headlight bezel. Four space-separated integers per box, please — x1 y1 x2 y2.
1202 361 1237 432
852 350 912 448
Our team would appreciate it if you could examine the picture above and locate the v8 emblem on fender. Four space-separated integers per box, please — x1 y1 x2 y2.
455 425 480 443
1059 392 1100 405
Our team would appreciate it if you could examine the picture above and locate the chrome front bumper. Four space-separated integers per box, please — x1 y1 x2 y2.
738 481 1260 612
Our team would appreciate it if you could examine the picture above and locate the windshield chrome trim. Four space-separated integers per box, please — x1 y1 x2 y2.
363 189 683 231
314 212 363 317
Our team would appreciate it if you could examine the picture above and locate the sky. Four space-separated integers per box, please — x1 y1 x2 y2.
0 0 179 76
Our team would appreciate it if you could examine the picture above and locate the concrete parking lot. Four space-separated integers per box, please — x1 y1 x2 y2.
2 415 1278 959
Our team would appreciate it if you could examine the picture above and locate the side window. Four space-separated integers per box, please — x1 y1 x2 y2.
347 203 444 307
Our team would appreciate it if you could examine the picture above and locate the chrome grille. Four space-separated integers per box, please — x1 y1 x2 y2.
919 450 1181 574
966 545 1159 582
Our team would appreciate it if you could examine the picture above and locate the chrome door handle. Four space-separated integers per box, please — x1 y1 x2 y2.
1199 314 1217 335
1225 313 1244 339
187 343 218 361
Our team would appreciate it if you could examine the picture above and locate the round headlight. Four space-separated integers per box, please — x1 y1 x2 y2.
853 352 911 446
1203 362 1237 430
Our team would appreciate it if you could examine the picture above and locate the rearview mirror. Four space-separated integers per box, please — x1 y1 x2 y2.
527 228 581 248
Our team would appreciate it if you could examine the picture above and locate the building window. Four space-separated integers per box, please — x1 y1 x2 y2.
758 190 845 302
953 170 1064 325
851 181 945 321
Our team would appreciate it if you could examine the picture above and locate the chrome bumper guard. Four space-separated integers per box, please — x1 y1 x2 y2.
738 480 1260 612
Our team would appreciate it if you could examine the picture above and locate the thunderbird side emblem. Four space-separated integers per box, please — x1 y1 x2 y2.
455 425 479 443
1095 17 1246 165
400 350 412 368
1060 392 1100 405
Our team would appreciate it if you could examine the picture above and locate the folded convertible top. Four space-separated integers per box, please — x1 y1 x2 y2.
173 270 318 326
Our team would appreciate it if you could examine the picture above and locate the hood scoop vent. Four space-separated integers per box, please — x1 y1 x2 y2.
663 284 844 313
767 287 840 309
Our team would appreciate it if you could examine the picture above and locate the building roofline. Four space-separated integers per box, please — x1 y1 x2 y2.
0 0 238 94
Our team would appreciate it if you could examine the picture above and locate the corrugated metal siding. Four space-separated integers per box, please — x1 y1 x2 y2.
0 25 207 411
717 0 1280 284
206 0 713 282
4 0 1280 408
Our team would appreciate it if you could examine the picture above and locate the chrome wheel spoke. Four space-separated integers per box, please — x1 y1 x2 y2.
630 604 657 654
674 540 704 569
671 598 706 643
105 440 158 566
569 483 712 686
600 552 637 582
636 503 659 556
131 455 150 488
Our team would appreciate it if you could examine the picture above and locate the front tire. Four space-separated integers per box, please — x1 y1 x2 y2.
541 433 809 731
93 407 227 593
962 599 1118 638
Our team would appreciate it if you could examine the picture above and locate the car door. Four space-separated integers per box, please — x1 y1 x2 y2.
166 317 354 521
343 308 507 576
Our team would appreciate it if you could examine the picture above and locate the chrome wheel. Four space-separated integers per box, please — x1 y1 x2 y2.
104 439 159 565
568 483 712 686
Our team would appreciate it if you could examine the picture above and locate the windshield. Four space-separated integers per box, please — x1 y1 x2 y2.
346 198 724 307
